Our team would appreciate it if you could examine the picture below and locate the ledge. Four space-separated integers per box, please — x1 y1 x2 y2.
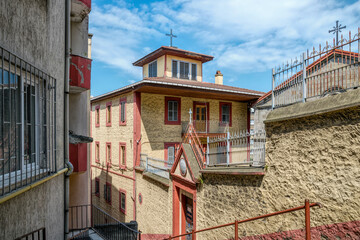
265 88 360 123
134 166 145 172
143 172 170 187
200 166 265 175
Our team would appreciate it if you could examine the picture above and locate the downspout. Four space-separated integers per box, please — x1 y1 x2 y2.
64 0 73 239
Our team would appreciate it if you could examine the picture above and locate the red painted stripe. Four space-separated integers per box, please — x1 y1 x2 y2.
91 164 135 181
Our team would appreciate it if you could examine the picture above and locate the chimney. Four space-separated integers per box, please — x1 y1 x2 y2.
215 70 223 85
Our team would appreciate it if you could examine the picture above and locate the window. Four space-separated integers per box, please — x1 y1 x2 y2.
119 189 126 214
95 141 100 163
95 178 100 197
164 143 176 166
165 97 181 125
219 102 232 127
0 57 56 197
172 60 197 80
106 142 111 166
191 64 197 80
104 182 111 204
119 97 126 125
119 142 126 169
106 102 112 127
172 60 178 78
95 105 100 127
148 60 157 77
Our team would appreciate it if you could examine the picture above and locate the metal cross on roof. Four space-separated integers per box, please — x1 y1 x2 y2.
166 29 177 47
329 20 346 46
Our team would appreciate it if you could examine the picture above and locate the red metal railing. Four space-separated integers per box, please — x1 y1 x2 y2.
166 200 321 240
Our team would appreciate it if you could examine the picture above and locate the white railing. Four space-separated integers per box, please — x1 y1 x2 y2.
140 154 173 179
206 129 266 167
272 28 360 108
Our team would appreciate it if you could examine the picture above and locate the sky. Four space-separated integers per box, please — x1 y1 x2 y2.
89 0 360 97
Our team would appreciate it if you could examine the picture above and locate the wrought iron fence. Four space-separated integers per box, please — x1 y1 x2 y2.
206 129 265 167
0 45 57 197
92 204 140 240
272 28 360 108
140 153 173 179
15 227 46 240
68 204 141 240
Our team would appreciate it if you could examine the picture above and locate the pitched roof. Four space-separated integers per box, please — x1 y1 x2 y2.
132 46 214 66
91 77 265 102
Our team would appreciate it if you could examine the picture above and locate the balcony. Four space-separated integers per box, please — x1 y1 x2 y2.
69 143 87 173
71 0 91 22
69 55 91 93
182 120 231 139
69 131 93 173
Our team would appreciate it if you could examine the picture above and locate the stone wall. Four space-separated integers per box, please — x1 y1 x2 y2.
135 172 172 237
196 99 360 239
0 0 66 239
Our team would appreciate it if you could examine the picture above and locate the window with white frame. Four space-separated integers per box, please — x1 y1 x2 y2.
172 60 197 80
0 51 56 197
148 60 157 77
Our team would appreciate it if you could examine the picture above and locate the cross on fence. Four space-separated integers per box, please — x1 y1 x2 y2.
329 20 346 46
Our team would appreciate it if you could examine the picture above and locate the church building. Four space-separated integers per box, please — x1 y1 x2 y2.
90 46 264 239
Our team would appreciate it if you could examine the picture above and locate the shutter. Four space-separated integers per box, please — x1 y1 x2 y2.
172 60 178 78
184 63 189 79
121 102 125 122
191 64 197 80
180 62 185 79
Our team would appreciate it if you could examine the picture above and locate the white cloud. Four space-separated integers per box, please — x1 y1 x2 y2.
90 0 360 78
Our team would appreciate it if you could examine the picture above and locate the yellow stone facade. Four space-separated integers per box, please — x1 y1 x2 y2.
91 92 135 223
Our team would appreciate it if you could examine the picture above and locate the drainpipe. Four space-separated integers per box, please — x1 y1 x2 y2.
64 0 73 239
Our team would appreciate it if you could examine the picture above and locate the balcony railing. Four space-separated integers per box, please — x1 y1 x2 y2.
69 55 91 93
272 28 360 108
140 154 173 179
68 204 141 240
206 129 266 167
181 120 232 135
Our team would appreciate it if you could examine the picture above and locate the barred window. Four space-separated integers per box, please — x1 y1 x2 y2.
0 47 56 196
104 182 111 204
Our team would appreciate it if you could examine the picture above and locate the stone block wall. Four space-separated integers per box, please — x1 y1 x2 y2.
140 93 248 160
196 104 360 239
135 172 172 237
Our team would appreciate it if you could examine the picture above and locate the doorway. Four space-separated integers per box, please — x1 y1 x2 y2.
193 102 209 133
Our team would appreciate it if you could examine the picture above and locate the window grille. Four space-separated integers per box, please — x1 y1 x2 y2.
0 45 57 196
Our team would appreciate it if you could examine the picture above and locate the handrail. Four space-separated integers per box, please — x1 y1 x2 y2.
166 200 321 240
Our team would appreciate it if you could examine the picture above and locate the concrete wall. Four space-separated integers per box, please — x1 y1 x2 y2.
91 92 135 222
0 0 65 239
196 92 360 239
